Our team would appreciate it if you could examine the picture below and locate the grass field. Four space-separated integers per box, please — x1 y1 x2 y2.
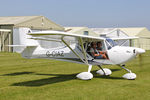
0 52 150 100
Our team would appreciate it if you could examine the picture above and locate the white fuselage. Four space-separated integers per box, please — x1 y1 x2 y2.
107 46 136 64
21 44 139 65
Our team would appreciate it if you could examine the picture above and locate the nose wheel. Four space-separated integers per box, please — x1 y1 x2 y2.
120 65 136 80
122 73 136 80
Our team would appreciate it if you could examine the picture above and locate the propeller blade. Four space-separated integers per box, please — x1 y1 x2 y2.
133 48 145 67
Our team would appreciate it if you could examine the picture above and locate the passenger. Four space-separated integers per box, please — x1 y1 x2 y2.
90 42 108 59
97 42 107 55
97 42 102 51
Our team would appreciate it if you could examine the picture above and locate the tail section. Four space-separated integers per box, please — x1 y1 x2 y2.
8 27 40 58
13 28 39 53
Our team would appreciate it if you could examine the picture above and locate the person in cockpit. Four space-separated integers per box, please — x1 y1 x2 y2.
97 42 107 54
90 42 108 59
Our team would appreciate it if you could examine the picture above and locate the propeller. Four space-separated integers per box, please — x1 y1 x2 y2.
134 48 145 67
135 48 145 54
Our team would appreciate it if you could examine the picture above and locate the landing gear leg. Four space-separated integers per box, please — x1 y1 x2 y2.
76 65 93 80
96 65 112 76
120 64 136 80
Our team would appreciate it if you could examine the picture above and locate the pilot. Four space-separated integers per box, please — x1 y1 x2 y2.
97 42 107 54
90 42 108 59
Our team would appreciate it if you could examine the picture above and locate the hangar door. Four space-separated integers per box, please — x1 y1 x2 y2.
139 38 150 50
0 31 11 52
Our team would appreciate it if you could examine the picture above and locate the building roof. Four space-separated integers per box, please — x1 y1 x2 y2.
65 27 88 33
90 28 116 35
0 16 64 30
0 16 38 25
65 27 98 36
119 27 146 36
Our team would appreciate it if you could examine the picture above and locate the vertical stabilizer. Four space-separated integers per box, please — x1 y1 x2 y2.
13 28 39 53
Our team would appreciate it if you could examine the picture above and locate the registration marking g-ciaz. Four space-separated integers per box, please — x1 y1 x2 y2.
46 51 64 57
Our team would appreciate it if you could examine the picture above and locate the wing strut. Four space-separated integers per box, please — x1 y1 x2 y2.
78 37 88 64
61 36 89 65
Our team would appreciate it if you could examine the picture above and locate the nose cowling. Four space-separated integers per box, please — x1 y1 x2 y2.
134 48 145 54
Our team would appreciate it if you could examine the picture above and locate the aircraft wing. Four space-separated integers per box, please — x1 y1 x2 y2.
29 30 105 42
111 37 138 40
29 30 139 42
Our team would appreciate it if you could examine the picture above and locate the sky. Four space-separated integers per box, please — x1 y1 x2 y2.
0 0 150 29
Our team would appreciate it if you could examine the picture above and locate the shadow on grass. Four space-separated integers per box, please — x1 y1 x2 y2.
11 73 77 87
3 68 121 76
11 70 124 87
95 75 124 80
111 68 122 72
2 72 34 76
91 70 124 80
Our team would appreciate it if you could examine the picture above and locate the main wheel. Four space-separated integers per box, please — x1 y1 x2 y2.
76 72 93 80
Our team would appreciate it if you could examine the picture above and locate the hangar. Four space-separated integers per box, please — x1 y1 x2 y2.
91 28 131 46
119 27 150 50
0 16 64 52
91 27 150 50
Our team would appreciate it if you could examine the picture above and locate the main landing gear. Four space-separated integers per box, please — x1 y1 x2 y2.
76 64 136 80
96 65 112 76
76 65 93 80
120 64 136 80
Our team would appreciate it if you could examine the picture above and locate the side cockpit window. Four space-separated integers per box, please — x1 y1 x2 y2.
86 41 108 59
105 38 118 50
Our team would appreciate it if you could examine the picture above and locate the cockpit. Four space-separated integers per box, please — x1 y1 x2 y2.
84 38 117 59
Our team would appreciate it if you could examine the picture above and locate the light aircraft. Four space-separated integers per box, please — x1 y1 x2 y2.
9 29 145 80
